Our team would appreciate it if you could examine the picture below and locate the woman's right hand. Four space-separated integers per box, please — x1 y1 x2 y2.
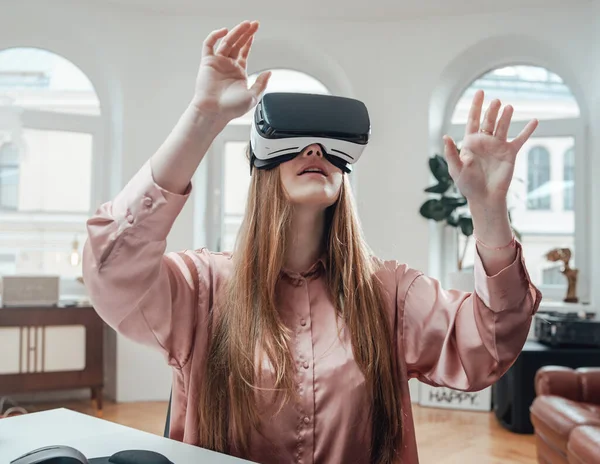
150 21 270 194
192 21 271 125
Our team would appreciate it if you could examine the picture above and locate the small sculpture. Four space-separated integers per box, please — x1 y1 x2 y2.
545 247 578 303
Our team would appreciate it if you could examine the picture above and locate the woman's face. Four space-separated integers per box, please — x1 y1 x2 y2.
278 144 344 208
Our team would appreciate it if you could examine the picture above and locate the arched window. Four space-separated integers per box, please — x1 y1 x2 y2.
0 47 100 282
199 69 331 252
527 146 551 210
563 146 575 211
446 64 582 301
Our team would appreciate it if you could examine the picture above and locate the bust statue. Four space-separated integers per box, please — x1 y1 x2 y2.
545 247 578 303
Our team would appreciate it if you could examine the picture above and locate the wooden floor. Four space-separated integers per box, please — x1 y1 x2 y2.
22 399 537 464
412 405 537 463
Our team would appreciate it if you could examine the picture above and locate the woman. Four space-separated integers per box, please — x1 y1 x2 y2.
83 20 542 464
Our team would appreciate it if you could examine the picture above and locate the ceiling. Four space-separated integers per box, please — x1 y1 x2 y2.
82 0 590 21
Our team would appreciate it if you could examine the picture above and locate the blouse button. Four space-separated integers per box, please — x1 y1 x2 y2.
143 197 153 207
303 416 310 424
303 361 309 369
126 214 134 224
300 319 306 326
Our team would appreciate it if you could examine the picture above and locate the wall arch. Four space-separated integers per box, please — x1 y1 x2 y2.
427 33 592 301
0 30 123 204
429 34 589 152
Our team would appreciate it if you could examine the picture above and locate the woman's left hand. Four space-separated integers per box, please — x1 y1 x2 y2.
444 90 539 207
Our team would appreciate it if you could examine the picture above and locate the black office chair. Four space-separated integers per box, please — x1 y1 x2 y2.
164 390 172 438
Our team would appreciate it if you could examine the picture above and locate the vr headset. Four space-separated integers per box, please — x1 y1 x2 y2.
249 93 370 173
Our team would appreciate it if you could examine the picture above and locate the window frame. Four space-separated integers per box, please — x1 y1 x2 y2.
0 158 19 211
19 108 102 212
204 124 249 252
563 146 575 211
0 107 102 287
445 117 589 303
526 145 552 211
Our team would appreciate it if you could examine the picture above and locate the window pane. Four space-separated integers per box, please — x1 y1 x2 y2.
527 146 551 210
222 141 252 251
19 128 92 213
0 228 86 279
457 135 575 297
0 140 20 164
563 147 575 211
0 165 18 210
229 69 330 125
0 47 100 116
0 128 92 279
452 65 579 124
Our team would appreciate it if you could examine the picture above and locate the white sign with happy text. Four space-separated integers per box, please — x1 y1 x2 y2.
419 384 492 411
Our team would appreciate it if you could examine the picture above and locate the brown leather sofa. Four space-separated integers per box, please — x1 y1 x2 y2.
530 366 600 464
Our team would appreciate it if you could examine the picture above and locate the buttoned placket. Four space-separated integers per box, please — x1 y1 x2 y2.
293 275 315 464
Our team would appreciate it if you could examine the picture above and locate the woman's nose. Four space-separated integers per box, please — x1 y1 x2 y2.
301 144 323 158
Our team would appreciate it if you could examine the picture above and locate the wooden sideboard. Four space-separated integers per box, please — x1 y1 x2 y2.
0 304 104 416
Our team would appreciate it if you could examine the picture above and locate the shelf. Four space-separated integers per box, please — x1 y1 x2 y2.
538 300 595 313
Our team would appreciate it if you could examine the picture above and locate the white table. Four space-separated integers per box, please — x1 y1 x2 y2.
0 408 254 463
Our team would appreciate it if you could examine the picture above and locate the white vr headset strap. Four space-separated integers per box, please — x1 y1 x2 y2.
250 123 364 165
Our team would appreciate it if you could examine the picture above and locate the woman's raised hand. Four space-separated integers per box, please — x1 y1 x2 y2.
443 90 538 208
192 21 272 124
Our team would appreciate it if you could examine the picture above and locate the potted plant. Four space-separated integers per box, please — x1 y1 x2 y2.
419 153 520 291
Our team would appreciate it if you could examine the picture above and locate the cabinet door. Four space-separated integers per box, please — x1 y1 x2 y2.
0 326 85 374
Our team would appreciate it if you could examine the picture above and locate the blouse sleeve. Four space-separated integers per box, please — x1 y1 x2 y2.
400 242 542 391
82 160 211 369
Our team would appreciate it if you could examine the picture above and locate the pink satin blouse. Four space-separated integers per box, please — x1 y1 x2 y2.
82 161 542 464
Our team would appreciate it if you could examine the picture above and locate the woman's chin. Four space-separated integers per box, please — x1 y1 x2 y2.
288 191 337 208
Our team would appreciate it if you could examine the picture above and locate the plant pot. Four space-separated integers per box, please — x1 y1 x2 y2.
447 270 474 292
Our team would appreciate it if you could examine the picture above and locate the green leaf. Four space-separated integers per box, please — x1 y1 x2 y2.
424 181 451 194
458 216 474 236
446 214 460 227
440 195 467 208
419 199 450 221
429 155 451 184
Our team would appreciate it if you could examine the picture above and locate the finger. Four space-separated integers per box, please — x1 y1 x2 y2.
238 36 254 69
494 105 513 141
443 135 462 177
465 89 484 135
511 119 539 152
230 22 259 60
216 21 252 56
202 28 228 57
249 71 271 100
480 99 501 135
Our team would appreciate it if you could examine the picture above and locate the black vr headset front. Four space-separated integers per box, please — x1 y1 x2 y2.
249 93 371 173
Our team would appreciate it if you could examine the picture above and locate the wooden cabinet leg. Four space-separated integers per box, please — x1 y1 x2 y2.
92 387 103 418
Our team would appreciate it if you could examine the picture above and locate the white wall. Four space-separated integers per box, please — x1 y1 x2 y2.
2 1 598 401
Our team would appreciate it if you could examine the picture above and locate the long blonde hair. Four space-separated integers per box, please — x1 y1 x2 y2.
198 160 402 463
